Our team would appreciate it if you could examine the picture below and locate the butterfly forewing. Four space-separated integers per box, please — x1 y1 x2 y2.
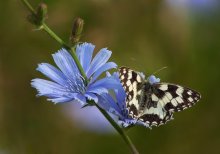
119 67 144 118
153 83 201 112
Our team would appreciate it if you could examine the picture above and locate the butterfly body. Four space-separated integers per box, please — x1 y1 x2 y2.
119 66 201 127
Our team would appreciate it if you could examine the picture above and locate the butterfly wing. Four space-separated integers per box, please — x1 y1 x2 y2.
152 83 201 112
119 67 144 118
139 83 201 126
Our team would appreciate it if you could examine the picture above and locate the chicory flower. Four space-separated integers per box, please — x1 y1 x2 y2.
31 43 120 105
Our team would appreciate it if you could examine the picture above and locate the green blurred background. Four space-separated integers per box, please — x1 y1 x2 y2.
0 0 220 154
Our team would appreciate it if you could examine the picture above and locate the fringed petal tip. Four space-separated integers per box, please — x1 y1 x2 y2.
118 119 137 128
118 119 150 128
85 93 98 103
76 43 95 73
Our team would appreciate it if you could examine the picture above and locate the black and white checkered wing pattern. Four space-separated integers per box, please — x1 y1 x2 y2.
119 66 201 128
119 67 144 118
138 83 201 127
153 83 201 112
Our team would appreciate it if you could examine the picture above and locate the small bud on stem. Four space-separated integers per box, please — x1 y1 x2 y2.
27 3 48 28
70 17 84 45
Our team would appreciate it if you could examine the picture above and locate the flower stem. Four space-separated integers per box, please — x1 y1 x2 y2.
21 0 35 13
95 104 139 154
22 0 139 153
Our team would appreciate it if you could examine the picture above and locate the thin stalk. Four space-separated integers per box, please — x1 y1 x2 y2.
21 0 139 153
21 0 35 13
95 104 139 154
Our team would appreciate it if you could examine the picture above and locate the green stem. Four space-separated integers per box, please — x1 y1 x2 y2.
96 105 139 154
21 0 139 153
21 0 35 13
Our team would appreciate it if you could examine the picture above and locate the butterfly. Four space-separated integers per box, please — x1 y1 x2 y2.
119 66 201 127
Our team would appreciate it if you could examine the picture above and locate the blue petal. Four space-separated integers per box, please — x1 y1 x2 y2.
91 62 117 82
87 77 121 94
31 79 66 96
149 75 160 85
76 43 95 73
74 93 87 105
37 63 67 85
115 88 126 110
87 87 109 95
48 97 74 103
52 49 82 84
31 79 78 103
108 72 127 110
87 48 112 78
97 95 122 117
85 92 98 103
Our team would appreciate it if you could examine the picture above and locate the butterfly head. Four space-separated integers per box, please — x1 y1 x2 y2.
148 75 160 85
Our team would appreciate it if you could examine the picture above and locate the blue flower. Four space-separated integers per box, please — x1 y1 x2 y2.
31 43 120 105
98 72 149 128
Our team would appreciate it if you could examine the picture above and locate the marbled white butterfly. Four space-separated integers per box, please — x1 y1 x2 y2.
119 67 201 127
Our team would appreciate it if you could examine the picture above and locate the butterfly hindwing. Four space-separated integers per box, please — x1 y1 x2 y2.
138 110 173 126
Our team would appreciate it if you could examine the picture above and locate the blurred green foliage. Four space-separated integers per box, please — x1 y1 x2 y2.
0 0 220 154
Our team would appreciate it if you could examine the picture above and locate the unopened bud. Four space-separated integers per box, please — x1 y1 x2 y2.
36 3 48 24
27 3 48 28
70 17 84 44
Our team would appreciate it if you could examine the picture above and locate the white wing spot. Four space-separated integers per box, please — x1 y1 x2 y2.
188 97 193 102
176 87 184 97
136 75 142 82
165 92 173 100
132 81 137 88
152 94 159 101
162 95 170 105
176 97 184 103
158 100 165 107
187 90 193 95
159 85 168 91
120 75 125 80
171 99 178 106
126 80 131 86
152 121 157 125
128 73 132 79
129 85 133 92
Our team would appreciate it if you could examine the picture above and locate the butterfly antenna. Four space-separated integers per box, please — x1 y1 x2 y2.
152 66 168 75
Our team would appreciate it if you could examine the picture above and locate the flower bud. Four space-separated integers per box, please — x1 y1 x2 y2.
36 3 48 24
27 3 48 28
70 17 84 44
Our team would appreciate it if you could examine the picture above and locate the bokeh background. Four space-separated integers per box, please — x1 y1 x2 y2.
0 0 220 154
